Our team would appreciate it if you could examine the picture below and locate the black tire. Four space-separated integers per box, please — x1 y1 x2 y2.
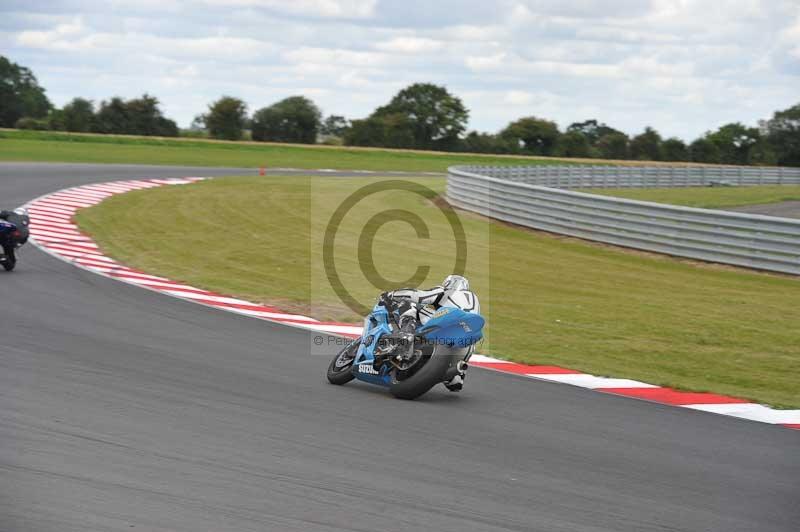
389 346 464 400
1 245 15 271
327 339 359 385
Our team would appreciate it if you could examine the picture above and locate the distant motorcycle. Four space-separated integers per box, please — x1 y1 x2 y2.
0 208 30 272
327 277 485 399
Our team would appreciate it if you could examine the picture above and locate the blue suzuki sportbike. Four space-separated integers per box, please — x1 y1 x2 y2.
327 290 485 399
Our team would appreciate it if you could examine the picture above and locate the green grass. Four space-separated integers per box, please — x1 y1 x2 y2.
75 175 800 408
583 185 800 209
0 129 579 172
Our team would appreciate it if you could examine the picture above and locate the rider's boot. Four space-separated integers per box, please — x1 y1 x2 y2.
444 374 464 392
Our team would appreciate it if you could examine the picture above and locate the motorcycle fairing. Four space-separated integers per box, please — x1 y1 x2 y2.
0 220 15 236
351 303 394 386
351 303 484 386
417 307 484 347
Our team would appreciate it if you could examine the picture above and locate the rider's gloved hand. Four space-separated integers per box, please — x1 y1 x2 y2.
378 291 394 309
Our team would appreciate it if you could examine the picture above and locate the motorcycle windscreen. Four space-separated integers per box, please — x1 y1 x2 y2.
4 213 29 240
417 307 484 348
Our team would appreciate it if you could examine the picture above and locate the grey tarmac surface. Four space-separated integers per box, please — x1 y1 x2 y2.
728 200 800 219
0 162 797 532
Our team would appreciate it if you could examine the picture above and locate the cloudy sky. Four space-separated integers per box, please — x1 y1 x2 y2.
2 0 798 140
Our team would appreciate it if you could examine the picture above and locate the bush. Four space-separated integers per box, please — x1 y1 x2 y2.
14 116 50 130
555 131 591 157
200 96 247 141
251 96 321 144
689 138 721 163
1 56 52 127
344 114 416 149
47 109 67 131
179 128 209 138
92 94 178 137
500 117 560 156
371 83 468 150
661 137 689 161
62 98 94 132
456 131 516 154
595 133 630 159
320 136 343 146
630 127 662 161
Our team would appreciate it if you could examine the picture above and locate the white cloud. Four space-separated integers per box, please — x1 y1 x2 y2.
514 0 653 19
16 22 271 62
465 52 508 71
175 64 199 77
504 90 535 105
466 52 624 79
575 26 681 44
375 37 443 54
620 55 693 78
780 16 800 58
203 0 377 19
169 36 270 61
283 46 387 67
536 61 621 78
16 17 84 49
105 0 185 12
439 24 503 42
4 0 799 140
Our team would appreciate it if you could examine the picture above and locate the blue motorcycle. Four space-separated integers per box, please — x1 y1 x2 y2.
0 208 30 272
327 295 485 399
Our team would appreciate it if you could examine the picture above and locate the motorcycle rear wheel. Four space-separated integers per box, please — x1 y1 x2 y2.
389 345 463 400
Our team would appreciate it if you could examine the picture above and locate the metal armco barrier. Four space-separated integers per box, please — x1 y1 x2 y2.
447 165 800 275
466 164 800 188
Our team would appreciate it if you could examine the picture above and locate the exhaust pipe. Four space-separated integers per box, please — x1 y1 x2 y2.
443 360 470 382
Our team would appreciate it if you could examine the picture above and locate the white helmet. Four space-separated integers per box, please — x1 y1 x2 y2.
441 275 479 314
442 274 469 292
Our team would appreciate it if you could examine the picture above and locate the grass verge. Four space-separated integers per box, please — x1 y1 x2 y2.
583 185 800 209
75 175 800 408
0 129 580 172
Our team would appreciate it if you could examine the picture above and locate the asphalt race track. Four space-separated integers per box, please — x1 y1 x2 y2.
730 200 800 219
1 162 797 532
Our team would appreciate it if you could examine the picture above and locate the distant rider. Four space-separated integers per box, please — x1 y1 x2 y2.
0 209 29 268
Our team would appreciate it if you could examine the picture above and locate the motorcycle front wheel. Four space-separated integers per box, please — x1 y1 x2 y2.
0 253 14 272
326 339 359 385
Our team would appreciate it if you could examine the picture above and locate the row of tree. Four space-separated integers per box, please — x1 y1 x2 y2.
461 119 780 166
2 55 798 166
339 84 798 166
193 95 324 144
186 88 800 167
2 56 178 136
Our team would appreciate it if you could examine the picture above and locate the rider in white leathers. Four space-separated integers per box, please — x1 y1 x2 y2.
380 275 480 391
386 275 479 326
